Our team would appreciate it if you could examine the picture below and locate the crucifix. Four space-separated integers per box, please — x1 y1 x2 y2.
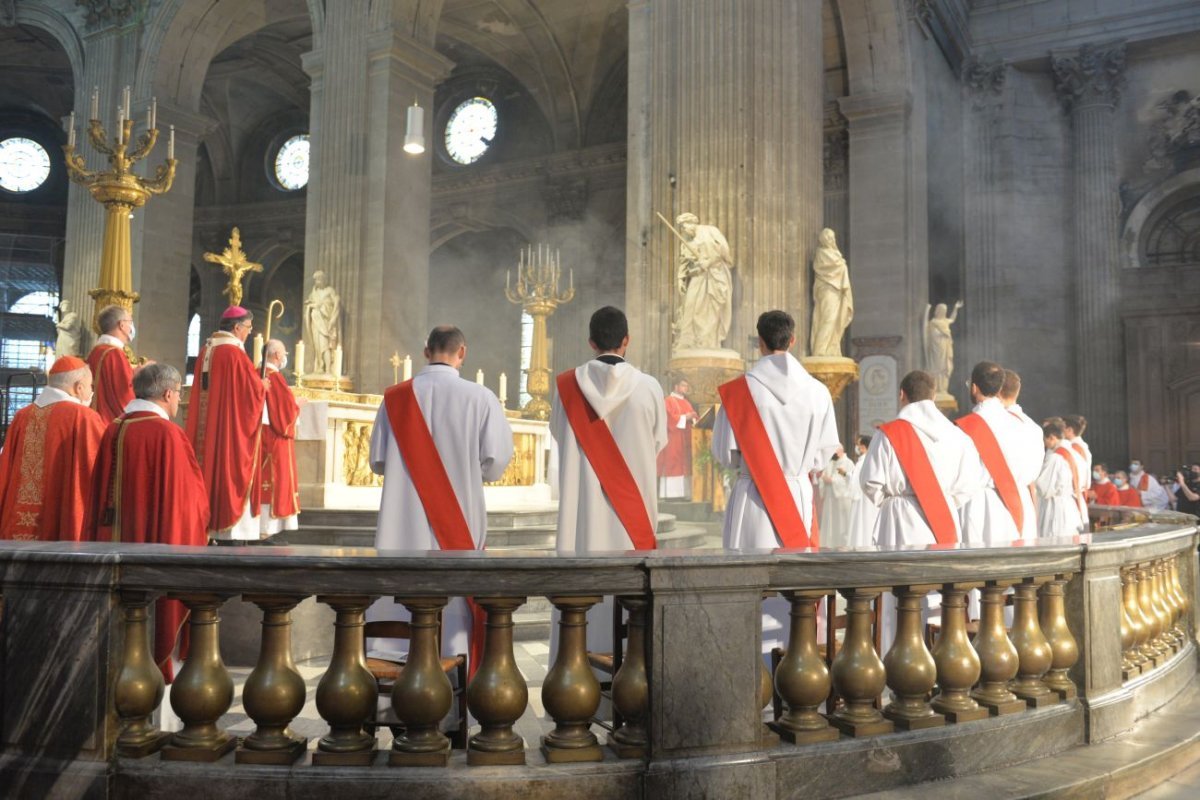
203 227 263 307
389 351 401 385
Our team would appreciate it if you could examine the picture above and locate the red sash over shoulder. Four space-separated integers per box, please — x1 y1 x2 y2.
1054 447 1085 517
717 376 813 548
556 370 656 550
878 419 958 545
956 413 1024 533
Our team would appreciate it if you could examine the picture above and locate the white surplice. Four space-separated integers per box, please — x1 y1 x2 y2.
959 397 1042 547
1134 469 1171 511
551 357 667 654
1067 436 1092 492
818 455 855 548
847 456 879 548
859 399 982 548
712 352 839 654
1036 448 1086 538
367 364 514 657
1007 403 1045 540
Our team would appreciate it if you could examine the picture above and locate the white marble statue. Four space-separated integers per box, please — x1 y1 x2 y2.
672 213 734 352
304 270 341 375
924 300 963 396
809 228 854 357
54 300 82 357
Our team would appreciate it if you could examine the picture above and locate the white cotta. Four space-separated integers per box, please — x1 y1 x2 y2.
551 358 666 654
367 364 514 657
1134 469 1171 511
847 455 879 548
1036 449 1086 538
959 397 1042 547
711 352 839 654
1066 436 1093 492
818 455 855 548
1007 403 1045 540
859 399 983 548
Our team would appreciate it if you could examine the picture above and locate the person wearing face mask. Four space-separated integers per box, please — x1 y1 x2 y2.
260 339 303 536
1110 471 1143 508
1130 460 1170 511
0 356 105 540
1088 463 1120 506
86 304 146 422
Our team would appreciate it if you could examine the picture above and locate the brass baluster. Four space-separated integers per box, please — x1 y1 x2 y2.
1149 562 1175 655
883 585 945 730
1119 571 1143 680
161 593 237 761
931 584 988 722
390 597 454 766
830 588 893 736
1137 564 1167 665
1157 562 1183 650
541 595 603 763
114 590 170 757
467 596 528 765
1128 568 1157 669
609 596 649 758
313 595 378 766
1170 556 1191 638
1009 578 1057 708
1038 575 1078 700
972 581 1025 715
770 591 839 744
237 594 308 764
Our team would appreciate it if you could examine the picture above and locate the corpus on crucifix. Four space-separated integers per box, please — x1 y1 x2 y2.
203 227 263 308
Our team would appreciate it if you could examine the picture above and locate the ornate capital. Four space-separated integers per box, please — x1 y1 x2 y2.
962 57 1006 111
823 131 848 191
76 0 145 29
1052 41 1126 114
542 178 589 224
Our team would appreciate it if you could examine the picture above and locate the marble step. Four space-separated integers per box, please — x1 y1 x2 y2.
659 498 724 524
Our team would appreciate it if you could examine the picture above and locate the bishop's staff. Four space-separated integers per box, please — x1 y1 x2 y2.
261 299 284 378
655 211 700 261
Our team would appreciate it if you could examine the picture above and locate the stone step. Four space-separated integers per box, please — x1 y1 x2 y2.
660 498 724 524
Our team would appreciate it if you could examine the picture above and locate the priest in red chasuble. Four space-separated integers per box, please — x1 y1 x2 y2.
85 363 208 682
185 306 267 541
260 339 302 536
656 376 698 499
87 304 139 422
0 356 105 541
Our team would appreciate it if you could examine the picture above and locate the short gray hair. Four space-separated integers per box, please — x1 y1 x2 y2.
48 366 90 390
133 363 182 400
265 338 286 359
97 305 128 335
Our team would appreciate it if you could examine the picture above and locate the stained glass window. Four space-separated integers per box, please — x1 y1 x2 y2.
445 97 497 165
0 137 51 193
274 134 310 191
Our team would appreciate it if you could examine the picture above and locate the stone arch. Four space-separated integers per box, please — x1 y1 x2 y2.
1121 167 1200 270
833 0 911 97
12 2 84 88
431 207 536 253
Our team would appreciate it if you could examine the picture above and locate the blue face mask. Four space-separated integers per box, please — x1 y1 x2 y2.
1114 479 1125 489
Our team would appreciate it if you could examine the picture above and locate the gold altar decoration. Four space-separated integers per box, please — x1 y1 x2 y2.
485 432 539 488
505 244 574 421
800 355 859 402
63 89 177 333
342 422 382 487
204 228 262 308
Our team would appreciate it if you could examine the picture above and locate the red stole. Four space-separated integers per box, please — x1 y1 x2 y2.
556 370 657 550
87 344 134 423
956 413 1024 533
383 380 485 675
1135 472 1150 492
1054 447 1085 517
717 376 813 548
878 419 958 546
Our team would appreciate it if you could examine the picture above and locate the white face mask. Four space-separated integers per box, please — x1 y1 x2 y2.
1092 470 1102 481
1130 462 1141 472
128 323 136 340
280 355 288 370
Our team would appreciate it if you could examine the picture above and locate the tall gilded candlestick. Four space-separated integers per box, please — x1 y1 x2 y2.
63 87 177 333
505 244 575 421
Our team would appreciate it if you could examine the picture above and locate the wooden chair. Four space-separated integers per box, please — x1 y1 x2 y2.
362 619 469 749
586 600 628 733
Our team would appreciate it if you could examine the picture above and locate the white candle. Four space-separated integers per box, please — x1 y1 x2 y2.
116 103 123 132
294 340 305 377
333 346 343 378
151 97 157 129
476 369 484 386
145 105 151 131
252 334 264 368
168 125 175 159
90 87 98 120
123 85 131 119
67 112 75 148
499 372 507 405
402 354 412 381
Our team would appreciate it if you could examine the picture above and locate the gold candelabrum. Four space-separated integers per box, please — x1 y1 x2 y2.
63 87 177 334
505 244 574 421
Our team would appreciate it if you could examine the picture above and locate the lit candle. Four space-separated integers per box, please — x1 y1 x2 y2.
402 354 412 381
333 346 343 378
116 103 123 133
151 97 157 130
90 87 99 120
168 125 175 159
294 340 305 377
67 112 75 148
252 334 264 368
569 268 574 292
145 104 151 132
123 85 131 119
476 369 484 385
499 372 507 406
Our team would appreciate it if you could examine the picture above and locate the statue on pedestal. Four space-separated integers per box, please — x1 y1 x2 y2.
924 301 964 397
671 212 734 353
304 270 341 375
54 300 82 357
809 228 853 357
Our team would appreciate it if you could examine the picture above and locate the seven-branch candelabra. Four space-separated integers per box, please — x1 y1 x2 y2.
505 244 574 420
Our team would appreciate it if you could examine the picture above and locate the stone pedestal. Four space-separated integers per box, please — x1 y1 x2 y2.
934 393 959 415
668 349 744 407
800 356 859 402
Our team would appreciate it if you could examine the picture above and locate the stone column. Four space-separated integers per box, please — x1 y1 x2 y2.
302 4 452 392
1052 41 1127 460
961 58 1006 368
625 0 824 377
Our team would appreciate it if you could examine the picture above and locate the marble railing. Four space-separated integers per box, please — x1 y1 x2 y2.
0 519 1196 800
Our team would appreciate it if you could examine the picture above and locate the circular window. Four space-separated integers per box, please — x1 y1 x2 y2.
274 134 310 191
444 97 498 165
0 137 51 193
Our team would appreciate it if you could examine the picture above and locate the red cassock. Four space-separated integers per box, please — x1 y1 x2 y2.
0 400 105 541
1091 481 1120 506
656 394 696 478
1117 487 1144 508
87 343 134 423
261 369 301 519
85 410 210 682
185 334 266 531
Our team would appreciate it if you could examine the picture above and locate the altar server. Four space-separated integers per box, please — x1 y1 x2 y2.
958 362 1041 546
712 310 838 654
859 370 981 548
1089 463 1120 506
818 446 855 548
85 363 208 681
1130 459 1170 511
1035 420 1086 537
999 369 1043 539
1112 470 1144 508
369 325 513 667
1062 414 1092 497
657 376 698 498
86 304 138 422
847 435 878 548
260 339 302 535
0 356 105 540
553 306 666 652
186 306 266 541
